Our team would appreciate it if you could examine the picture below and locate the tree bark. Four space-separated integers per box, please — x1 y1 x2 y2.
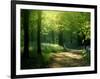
23 10 30 58
37 11 42 56
37 11 44 67
58 30 63 46
52 30 55 43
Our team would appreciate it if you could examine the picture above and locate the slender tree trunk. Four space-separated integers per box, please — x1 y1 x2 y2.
37 11 44 67
37 11 41 56
58 30 63 46
70 32 73 44
23 10 30 58
52 30 55 43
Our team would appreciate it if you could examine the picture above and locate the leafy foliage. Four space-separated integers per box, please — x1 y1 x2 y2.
41 43 64 53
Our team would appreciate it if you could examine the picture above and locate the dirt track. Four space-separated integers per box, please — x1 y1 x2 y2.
49 52 88 68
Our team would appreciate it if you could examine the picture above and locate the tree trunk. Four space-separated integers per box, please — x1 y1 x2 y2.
70 32 73 44
58 30 63 46
23 10 30 58
37 11 44 67
37 11 41 56
52 30 55 43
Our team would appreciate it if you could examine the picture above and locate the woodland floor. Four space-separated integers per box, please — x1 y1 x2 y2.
21 50 89 69
48 52 88 68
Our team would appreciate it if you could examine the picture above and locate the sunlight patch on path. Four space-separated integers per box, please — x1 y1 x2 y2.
49 52 86 68
52 52 83 59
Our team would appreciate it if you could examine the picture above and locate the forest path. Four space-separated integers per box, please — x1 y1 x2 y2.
48 52 87 67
